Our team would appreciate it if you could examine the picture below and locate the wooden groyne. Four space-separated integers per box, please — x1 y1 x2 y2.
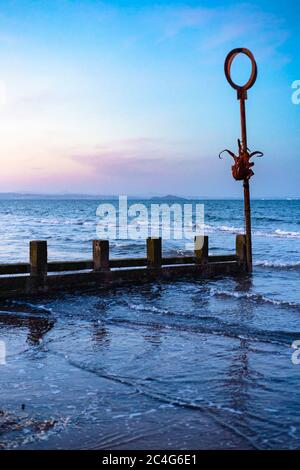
0 235 247 298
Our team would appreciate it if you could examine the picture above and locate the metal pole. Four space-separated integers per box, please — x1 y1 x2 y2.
239 98 252 273
222 48 260 274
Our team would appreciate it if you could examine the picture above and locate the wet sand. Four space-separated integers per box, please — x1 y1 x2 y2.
1 348 252 450
1 277 299 450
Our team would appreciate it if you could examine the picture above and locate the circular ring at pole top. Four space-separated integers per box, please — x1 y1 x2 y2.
224 48 257 97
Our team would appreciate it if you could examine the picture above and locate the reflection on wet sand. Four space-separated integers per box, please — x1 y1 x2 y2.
92 322 110 347
0 312 54 345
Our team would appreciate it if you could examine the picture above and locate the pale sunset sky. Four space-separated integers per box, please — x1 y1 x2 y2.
0 0 299 197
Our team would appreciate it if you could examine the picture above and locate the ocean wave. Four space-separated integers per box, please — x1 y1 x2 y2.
0 310 50 320
5 300 53 314
254 216 284 223
164 248 189 256
273 229 300 238
204 224 243 234
210 288 300 310
108 315 300 348
254 260 300 270
128 303 171 315
40 218 60 224
204 224 300 239
40 218 95 226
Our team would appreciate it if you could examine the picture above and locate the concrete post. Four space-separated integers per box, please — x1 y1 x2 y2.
93 240 110 271
195 235 208 264
147 237 162 268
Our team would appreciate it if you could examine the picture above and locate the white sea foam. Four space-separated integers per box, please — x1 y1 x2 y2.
128 303 170 315
210 288 300 309
254 260 300 270
204 223 300 239
273 229 300 238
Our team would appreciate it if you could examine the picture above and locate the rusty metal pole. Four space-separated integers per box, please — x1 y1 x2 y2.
240 97 252 272
220 48 263 273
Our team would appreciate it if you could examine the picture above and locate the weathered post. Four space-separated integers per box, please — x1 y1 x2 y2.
236 234 247 267
30 241 47 290
147 237 162 268
194 235 208 264
220 48 263 273
93 240 110 271
30 240 47 277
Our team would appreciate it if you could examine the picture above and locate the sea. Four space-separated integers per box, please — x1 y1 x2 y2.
0 197 299 450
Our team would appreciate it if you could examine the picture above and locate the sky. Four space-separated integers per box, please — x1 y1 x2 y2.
0 0 299 197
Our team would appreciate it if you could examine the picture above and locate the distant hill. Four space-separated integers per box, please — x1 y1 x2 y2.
150 194 189 201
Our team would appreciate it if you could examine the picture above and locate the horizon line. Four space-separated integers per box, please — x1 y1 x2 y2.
0 192 298 201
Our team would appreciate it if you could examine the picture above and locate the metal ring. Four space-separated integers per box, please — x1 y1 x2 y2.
224 48 257 92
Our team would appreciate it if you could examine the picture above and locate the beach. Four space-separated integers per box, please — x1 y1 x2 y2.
1 198 300 449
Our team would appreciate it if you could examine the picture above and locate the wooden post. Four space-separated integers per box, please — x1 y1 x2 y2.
147 237 162 268
93 240 110 271
195 235 208 264
236 234 247 265
30 241 47 277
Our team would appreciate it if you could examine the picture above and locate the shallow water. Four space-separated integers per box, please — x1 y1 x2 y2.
0 198 299 449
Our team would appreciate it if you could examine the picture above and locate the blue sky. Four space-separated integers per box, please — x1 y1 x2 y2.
0 0 299 197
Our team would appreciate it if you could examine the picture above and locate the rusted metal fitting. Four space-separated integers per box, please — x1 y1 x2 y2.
219 139 263 181
224 48 257 100
220 47 262 181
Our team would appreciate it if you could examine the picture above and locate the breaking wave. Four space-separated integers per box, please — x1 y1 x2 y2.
254 260 300 270
210 288 300 310
204 224 300 239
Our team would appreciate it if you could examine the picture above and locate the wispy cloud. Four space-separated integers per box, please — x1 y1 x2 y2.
152 6 215 40
67 138 218 194
146 3 290 66
70 138 191 174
